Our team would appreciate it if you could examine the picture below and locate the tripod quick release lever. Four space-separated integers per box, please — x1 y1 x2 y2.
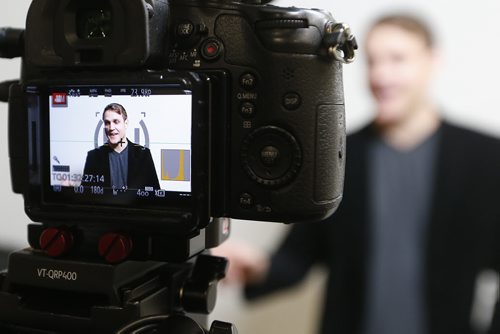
324 22 358 63
182 255 228 314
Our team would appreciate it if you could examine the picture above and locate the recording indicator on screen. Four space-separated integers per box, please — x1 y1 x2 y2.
51 92 68 108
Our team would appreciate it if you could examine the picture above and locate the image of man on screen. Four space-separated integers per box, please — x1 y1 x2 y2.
81 103 160 190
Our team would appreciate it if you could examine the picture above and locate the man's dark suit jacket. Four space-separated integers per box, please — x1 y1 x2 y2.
82 140 160 189
247 122 500 334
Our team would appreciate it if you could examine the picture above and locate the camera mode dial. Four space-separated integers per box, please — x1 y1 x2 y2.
241 126 301 187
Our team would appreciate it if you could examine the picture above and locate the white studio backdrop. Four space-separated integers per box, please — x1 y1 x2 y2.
0 1 499 332
0 1 32 248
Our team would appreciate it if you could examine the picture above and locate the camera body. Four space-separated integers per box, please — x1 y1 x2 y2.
9 0 353 258
167 1 349 224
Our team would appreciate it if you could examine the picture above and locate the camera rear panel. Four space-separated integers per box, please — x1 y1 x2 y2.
10 72 213 237
169 2 346 223
17 0 349 229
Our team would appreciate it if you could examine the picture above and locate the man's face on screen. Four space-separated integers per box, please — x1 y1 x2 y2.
103 109 128 148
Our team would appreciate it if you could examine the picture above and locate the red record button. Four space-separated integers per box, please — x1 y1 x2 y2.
201 39 222 60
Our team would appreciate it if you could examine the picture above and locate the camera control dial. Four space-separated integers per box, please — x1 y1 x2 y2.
241 126 301 187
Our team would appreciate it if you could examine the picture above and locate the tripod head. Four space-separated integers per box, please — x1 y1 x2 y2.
0 248 236 333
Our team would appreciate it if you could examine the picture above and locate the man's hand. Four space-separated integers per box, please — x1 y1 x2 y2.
211 239 270 286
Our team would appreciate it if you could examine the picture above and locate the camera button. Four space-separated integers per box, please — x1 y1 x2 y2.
201 39 222 60
240 102 257 118
240 73 258 90
260 146 280 167
176 21 195 38
198 23 209 34
239 192 255 209
241 126 302 188
282 92 302 110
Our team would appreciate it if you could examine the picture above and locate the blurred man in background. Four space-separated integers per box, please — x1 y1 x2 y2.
214 13 500 334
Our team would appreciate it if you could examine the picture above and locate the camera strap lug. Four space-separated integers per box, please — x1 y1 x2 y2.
324 22 358 64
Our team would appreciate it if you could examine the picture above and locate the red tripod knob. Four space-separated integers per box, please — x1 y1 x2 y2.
39 227 74 257
98 233 133 264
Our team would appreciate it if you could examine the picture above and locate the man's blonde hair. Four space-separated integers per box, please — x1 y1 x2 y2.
103 103 128 121
370 14 435 48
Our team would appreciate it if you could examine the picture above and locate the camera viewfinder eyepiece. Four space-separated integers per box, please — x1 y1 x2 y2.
76 7 113 40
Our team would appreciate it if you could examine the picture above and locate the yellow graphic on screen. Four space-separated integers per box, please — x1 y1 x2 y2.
161 149 191 181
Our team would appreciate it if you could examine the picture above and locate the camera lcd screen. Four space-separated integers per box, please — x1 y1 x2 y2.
46 85 193 208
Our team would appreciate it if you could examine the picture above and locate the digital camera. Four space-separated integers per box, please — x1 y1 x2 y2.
8 0 356 260
0 1 356 332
